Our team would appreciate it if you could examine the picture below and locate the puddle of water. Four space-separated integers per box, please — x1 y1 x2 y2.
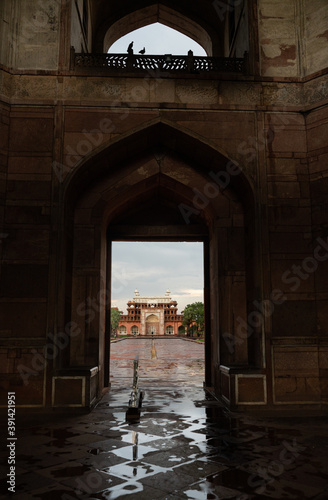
101 481 144 499
151 339 157 359
184 482 219 500
108 461 166 480
111 444 157 461
184 491 217 500
120 430 157 445
168 456 183 462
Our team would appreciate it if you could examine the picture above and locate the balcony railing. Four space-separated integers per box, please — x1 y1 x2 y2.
71 49 248 76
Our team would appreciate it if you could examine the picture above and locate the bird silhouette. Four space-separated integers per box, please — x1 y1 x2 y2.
139 47 146 54
127 41 134 54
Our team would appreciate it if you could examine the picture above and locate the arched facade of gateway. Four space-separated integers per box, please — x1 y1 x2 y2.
0 0 328 412
61 119 255 403
117 289 184 336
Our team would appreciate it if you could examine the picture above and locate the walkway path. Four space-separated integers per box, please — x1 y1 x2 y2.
110 338 205 387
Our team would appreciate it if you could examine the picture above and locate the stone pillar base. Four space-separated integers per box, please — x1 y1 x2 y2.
52 367 99 409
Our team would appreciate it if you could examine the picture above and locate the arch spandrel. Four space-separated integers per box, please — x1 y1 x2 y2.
103 5 213 56
64 118 255 212
63 117 258 403
73 159 220 229
91 1 224 56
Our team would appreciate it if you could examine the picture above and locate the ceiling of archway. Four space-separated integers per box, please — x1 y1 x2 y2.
90 0 224 55
67 120 251 241
66 120 254 217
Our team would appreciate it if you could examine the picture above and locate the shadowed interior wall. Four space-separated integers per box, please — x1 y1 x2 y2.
0 0 327 411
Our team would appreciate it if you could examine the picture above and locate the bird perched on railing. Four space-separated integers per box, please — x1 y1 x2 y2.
139 47 146 54
127 41 134 54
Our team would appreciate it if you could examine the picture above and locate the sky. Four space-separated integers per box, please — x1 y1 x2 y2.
109 23 207 56
111 242 204 314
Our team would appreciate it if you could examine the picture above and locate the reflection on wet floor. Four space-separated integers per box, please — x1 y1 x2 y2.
110 338 205 386
151 339 157 360
2 338 328 499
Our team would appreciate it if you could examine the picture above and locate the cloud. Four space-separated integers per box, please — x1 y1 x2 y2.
111 242 204 313
173 289 203 297
112 263 167 280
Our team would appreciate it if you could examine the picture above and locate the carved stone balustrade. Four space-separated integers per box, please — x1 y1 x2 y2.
72 49 248 76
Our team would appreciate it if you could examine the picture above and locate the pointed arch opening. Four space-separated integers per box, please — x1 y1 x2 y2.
56 119 262 410
103 5 213 55
71 1 256 71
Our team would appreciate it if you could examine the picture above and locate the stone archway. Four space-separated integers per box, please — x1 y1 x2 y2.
118 326 127 335
91 1 226 56
178 325 185 335
131 325 139 335
146 314 160 335
55 119 260 409
103 5 213 55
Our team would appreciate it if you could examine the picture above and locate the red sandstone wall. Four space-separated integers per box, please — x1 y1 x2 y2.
117 320 183 335
1 100 327 407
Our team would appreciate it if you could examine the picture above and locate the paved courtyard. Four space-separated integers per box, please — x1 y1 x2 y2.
110 337 205 387
1 338 328 499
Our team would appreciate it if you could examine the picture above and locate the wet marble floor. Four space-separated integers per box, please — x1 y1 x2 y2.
110 338 205 386
1 338 328 499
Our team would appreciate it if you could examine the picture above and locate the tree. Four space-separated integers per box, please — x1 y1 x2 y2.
110 308 121 337
182 302 205 337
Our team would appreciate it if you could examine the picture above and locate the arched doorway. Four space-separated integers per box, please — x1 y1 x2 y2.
146 314 160 336
178 325 185 335
131 325 139 335
118 325 127 335
166 325 174 335
56 119 260 409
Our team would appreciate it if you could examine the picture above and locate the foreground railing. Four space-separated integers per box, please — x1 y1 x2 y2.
72 49 248 75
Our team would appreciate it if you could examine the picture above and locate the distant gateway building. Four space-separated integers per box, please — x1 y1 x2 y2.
118 290 184 336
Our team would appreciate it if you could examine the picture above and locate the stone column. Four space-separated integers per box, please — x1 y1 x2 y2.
159 309 164 335
141 310 146 335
